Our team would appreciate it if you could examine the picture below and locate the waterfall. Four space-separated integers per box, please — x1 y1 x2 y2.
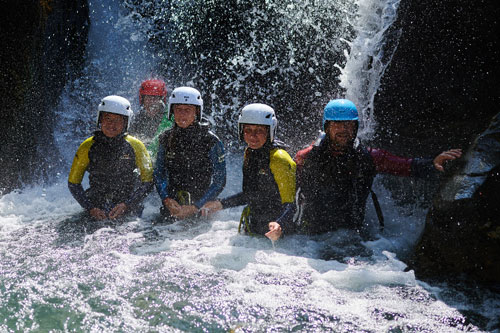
340 0 401 140
55 0 396 159
54 0 158 164
2 1 498 331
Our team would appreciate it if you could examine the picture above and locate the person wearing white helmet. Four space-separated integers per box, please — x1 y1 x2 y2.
154 87 226 220
68 95 154 220
201 103 296 241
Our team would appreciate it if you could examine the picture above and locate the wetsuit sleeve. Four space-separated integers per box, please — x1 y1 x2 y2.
294 145 313 189
270 149 297 233
369 148 412 176
368 148 436 178
193 139 226 209
154 136 170 200
220 192 247 209
270 149 297 204
125 136 153 182
124 136 154 207
68 183 92 211
67 138 94 210
410 157 436 178
275 203 296 233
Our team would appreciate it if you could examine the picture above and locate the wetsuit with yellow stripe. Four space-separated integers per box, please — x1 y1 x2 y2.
220 141 296 235
68 131 153 215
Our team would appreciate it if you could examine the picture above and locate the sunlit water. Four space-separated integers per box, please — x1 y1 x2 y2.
1 156 499 331
2 0 500 331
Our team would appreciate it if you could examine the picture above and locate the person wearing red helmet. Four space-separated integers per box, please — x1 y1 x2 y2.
129 79 173 157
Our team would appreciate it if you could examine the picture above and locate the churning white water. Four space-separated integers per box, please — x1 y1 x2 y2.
1 0 499 331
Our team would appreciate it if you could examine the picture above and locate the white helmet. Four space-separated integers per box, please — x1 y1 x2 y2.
167 86 203 121
238 103 278 142
97 95 133 130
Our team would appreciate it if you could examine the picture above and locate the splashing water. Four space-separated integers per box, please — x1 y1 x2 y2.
2 0 499 331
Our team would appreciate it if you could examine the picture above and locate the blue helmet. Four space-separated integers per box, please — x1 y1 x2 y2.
322 99 358 131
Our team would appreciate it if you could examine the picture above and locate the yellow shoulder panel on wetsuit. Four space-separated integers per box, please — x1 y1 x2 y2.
269 148 297 204
125 135 153 182
68 136 94 184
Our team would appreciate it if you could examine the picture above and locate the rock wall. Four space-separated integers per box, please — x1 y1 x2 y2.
0 0 89 193
372 0 500 282
411 112 500 283
373 0 500 158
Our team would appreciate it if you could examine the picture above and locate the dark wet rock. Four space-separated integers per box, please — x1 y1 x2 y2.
373 0 500 157
411 112 500 283
0 0 89 193
370 0 500 212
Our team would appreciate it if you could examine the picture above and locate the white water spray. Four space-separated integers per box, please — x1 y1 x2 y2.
340 0 401 139
1 1 499 331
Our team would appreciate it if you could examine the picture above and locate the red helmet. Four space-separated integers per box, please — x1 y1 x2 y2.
139 79 167 104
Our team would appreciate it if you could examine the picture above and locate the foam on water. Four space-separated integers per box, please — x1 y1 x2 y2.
2 0 500 330
1 169 499 330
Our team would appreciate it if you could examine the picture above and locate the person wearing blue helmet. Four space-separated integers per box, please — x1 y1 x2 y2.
294 99 462 238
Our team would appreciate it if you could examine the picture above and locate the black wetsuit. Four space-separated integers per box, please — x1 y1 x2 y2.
154 123 226 210
298 138 376 235
221 142 296 236
68 131 154 215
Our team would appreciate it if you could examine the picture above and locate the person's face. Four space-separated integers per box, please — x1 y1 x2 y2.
174 104 197 128
243 124 268 150
142 95 164 117
101 112 126 138
326 121 357 153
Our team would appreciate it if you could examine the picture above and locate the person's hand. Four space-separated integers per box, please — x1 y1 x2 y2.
89 207 107 220
172 205 199 219
109 203 127 219
265 221 282 241
164 198 182 216
200 201 223 217
433 148 463 172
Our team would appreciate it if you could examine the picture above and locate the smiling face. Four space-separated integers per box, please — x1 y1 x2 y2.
325 120 357 153
100 112 126 138
173 104 197 128
243 124 268 150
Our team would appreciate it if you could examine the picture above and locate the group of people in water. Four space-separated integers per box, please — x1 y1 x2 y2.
68 79 462 241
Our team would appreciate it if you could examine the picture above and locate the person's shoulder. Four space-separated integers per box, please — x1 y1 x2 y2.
354 143 374 158
296 144 314 158
158 126 175 141
78 136 95 149
124 134 147 150
270 147 295 166
206 130 223 145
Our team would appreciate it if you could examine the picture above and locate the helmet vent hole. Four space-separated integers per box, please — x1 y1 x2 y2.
265 114 271 118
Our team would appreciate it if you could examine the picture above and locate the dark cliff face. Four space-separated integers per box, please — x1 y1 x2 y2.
0 0 89 193
373 0 500 158
373 0 500 282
